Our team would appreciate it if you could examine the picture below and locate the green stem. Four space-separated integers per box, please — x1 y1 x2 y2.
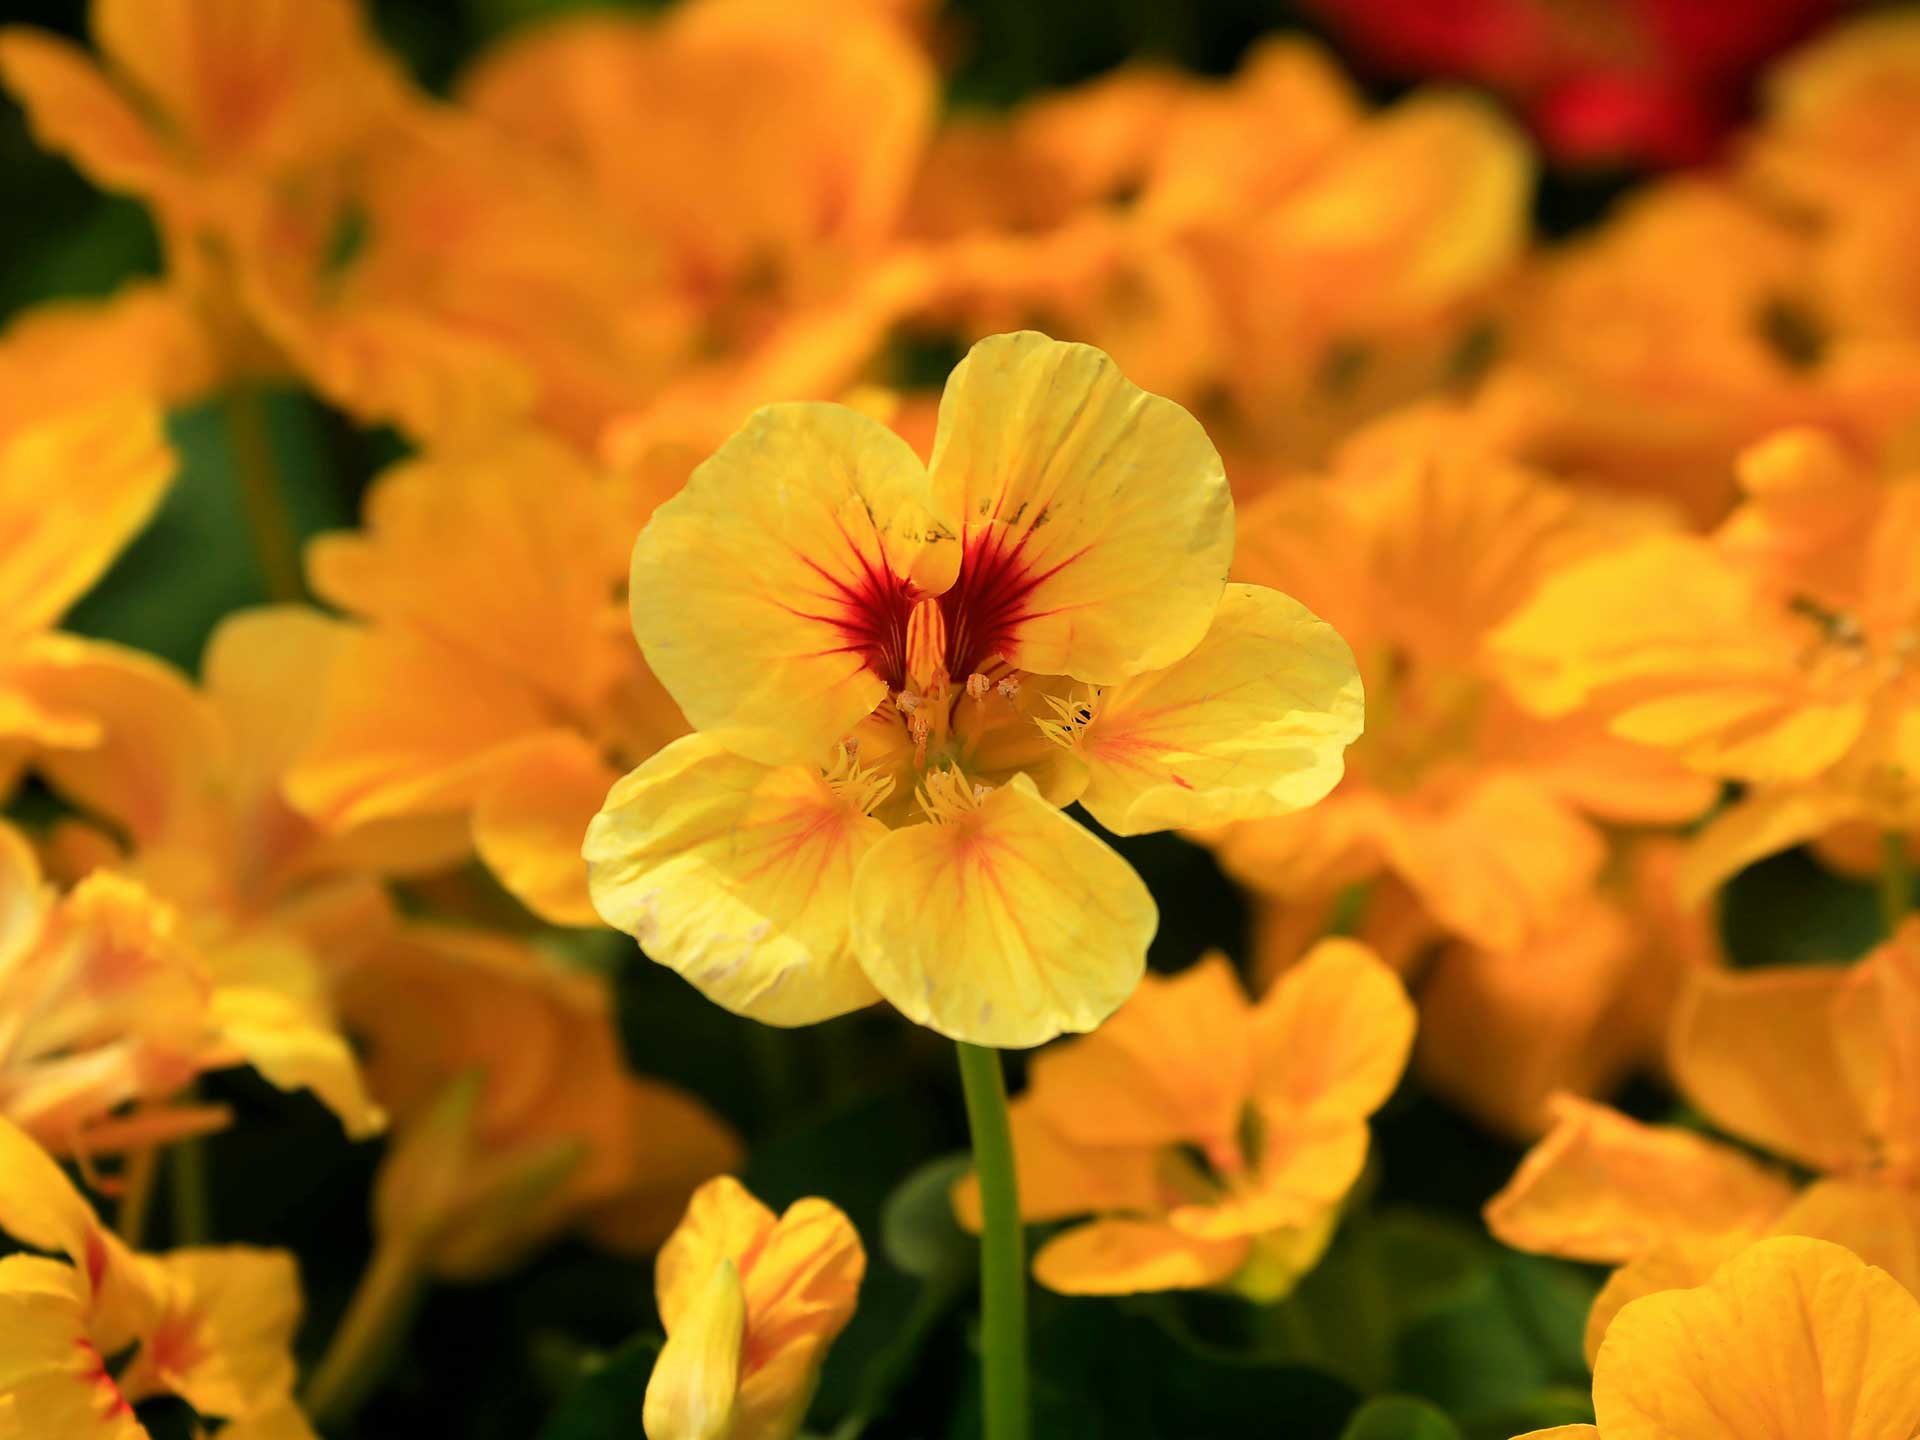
116 1147 159 1249
1882 832 1913 937
225 385 304 603
302 1235 427 1430
168 1133 211 1245
955 1042 1029 1440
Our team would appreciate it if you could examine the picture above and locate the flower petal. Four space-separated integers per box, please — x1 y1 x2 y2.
585 734 886 1027
849 774 1156 1047
473 732 620 927
0 29 172 200
1593 1236 1920 1440
1484 1096 1795 1265
631 403 953 767
644 1258 745 1440
1251 937 1414 1127
1074 583 1362 835
925 331 1231 685
953 1103 1159 1230
0 1257 144 1440
1031 1218 1247 1295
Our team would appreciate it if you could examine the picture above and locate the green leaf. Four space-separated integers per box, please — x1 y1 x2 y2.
1341 1396 1465 1440
537 1333 660 1440
881 1154 974 1283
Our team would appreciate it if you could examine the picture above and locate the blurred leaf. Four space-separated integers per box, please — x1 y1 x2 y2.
1397 1252 1598 1418
537 1333 660 1440
1341 1397 1465 1440
1719 846 1882 969
1462 1387 1597 1440
881 1154 974 1283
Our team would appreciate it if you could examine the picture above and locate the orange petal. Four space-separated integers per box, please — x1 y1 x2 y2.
953 1103 1159 1231
1250 936 1414 1127
0 29 172 200
1031 1218 1247 1295
1485 1096 1794 1265
473 732 619 927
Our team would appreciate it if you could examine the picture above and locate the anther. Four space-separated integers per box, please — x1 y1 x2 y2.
966 673 991 701
996 675 1021 700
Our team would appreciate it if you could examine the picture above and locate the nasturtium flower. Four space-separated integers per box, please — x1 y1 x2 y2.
344 926 741 1280
1494 427 1920 895
1488 920 1920 1358
289 431 687 925
0 1115 317 1437
644 1176 864 1440
1515 1237 1920 1440
585 331 1362 1047
955 942 1413 1298
1213 405 1714 958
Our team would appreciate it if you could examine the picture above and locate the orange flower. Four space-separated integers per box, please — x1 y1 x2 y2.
1514 1237 1920 1440
1214 404 1715 958
1495 427 1920 895
955 943 1413 1298
287 432 686 925
0 1114 317 1436
645 1176 864 1440
1488 920 1920 1358
344 926 740 1279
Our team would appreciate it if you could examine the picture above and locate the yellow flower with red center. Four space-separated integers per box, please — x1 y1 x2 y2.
1494 427 1920 895
342 925 740 1280
0 1115 317 1437
288 430 686 926
583 331 1362 1047
1488 920 1920 1358
1214 404 1715 959
644 1176 864 1440
1514 1237 1920 1440
955 942 1412 1298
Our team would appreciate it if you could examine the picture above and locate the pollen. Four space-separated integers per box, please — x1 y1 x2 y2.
965 672 992 701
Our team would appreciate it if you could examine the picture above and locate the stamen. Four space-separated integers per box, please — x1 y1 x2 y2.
996 675 1021 700
822 744 895 816
906 596 950 695
916 766 987 823
966 672 992 701
1035 687 1102 749
895 689 921 714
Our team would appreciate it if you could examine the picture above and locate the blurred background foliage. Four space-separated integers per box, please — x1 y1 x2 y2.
0 2 1894 1437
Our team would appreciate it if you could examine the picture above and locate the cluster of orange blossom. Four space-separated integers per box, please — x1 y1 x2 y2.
0 0 1916 1436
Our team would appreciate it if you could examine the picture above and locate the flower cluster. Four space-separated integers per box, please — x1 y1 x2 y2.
0 1 1917 1437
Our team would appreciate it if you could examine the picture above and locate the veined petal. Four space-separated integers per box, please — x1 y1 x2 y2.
1770 1180 1920 1302
584 734 886 1027
122 1247 301 1422
0 397 173 637
849 774 1156 1047
631 403 953 767
1031 1218 1247 1296
644 1259 745 1440
1072 584 1362 835
925 332 1231 685
1592 1237 1920 1440
1484 1096 1795 1265
0 1257 143 1440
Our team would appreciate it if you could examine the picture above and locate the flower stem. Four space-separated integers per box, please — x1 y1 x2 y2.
302 1235 427 1429
115 1147 159 1248
955 1042 1029 1440
168 1133 212 1244
1882 831 1913 937
225 385 305 603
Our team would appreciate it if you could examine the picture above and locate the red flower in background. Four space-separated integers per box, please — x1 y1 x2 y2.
1306 0 1844 166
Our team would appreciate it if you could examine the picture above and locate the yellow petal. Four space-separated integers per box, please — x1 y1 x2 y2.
1072 583 1362 835
0 29 172 200
473 732 619 928
654 1177 777 1333
209 985 386 1140
1770 1179 1920 1302
1592 1236 1920 1440
1484 1096 1795 1265
1670 963 1878 1174
0 397 173 636
1510 1430 1600 1439
1583 1238 1739 1365
849 774 1156 1047
1032 1218 1247 1295
630 403 953 767
1027 953 1253 1154
0 1256 144 1440
730 1197 865 1439
123 1247 302 1422
584 734 886 1027
213 1401 324 1440
925 332 1231 686
1679 787 1865 901
645 1258 745 1440
1251 937 1413 1126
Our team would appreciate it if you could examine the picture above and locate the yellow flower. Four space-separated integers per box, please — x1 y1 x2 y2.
955 943 1412 1299
1514 1236 1920 1440
584 331 1361 1047
0 1114 316 1436
288 431 686 925
1493 427 1920 896
1214 404 1715 958
1488 920 1920 1359
343 926 741 1279
645 1176 864 1440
